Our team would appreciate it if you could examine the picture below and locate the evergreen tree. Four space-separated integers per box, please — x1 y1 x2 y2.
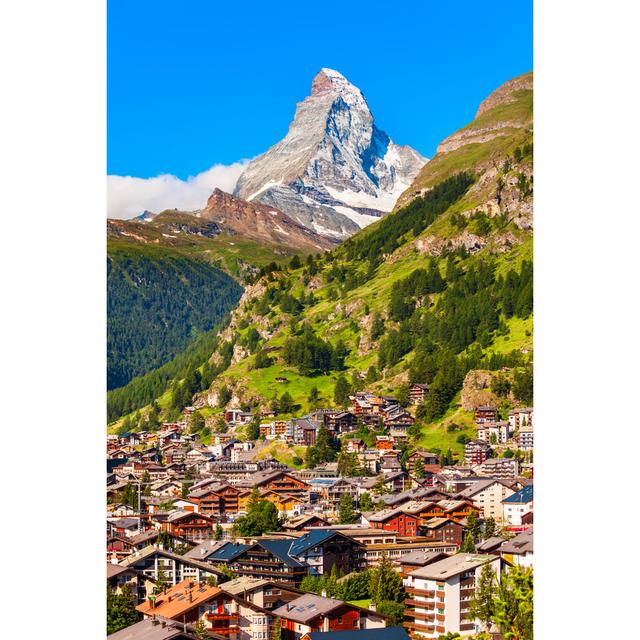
107 582 141 634
359 492 374 512
338 493 357 524
469 563 497 632
492 567 533 640
334 376 351 406
278 392 295 414
466 509 481 544
308 386 319 404
235 488 282 536
483 516 497 540
369 553 406 608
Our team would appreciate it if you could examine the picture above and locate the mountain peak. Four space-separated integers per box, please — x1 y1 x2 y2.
234 69 427 239
311 68 355 96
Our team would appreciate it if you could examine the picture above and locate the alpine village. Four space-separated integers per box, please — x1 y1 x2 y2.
107 69 534 640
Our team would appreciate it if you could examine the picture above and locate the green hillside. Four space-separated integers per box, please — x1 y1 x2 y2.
107 244 243 390
108 72 534 459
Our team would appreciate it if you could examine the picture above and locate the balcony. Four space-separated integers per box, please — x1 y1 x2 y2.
209 627 239 635
406 588 435 598
403 621 435 633
205 613 239 621
404 598 434 609
408 611 435 622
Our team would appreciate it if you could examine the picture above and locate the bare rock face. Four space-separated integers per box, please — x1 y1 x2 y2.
461 370 500 411
196 188 335 252
234 68 427 239
475 72 533 118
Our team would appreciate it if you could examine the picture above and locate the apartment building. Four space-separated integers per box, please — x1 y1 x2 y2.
403 554 501 638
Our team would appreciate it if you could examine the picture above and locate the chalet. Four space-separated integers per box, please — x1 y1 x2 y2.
367 508 420 536
403 554 501 638
137 580 273 640
420 518 465 546
361 540 457 568
205 540 308 585
107 535 135 561
436 499 482 523
375 435 394 450
519 423 534 450
221 576 304 611
474 405 498 423
239 470 310 501
324 411 357 434
287 530 363 575
283 514 331 531
382 404 414 426
464 439 491 466
409 383 430 405
407 452 440 475
188 483 240 516
121 545 224 585
273 594 386 640
345 439 365 454
293 418 319 446
161 511 215 540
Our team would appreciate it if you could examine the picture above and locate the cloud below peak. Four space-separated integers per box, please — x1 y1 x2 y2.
107 161 248 219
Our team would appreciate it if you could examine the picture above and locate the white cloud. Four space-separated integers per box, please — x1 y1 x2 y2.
107 161 248 219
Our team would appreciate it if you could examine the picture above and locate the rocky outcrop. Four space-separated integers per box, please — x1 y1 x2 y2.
234 68 427 238
197 188 335 251
460 370 500 411
475 72 533 118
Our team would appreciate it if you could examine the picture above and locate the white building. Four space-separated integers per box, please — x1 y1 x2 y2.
457 478 515 521
404 554 502 638
502 485 533 526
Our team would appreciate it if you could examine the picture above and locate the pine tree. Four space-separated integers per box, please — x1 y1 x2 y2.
493 567 533 640
483 516 497 540
338 493 357 524
469 563 497 632
333 376 351 406
466 509 481 544
107 582 141 634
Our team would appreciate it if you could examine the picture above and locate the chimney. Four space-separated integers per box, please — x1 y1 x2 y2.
152 615 158 625
321 589 327 598
161 621 167 628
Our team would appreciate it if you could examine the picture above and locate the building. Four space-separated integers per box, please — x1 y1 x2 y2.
367 508 420 537
476 421 512 444
403 554 502 638
301 628 410 640
477 458 519 481
518 423 534 451
502 485 534 526
500 527 533 567
474 406 497 424
273 594 386 640
120 545 224 585
107 616 200 640
456 478 515 521
137 580 273 640
420 518 465 547
409 383 430 405
464 440 491 466
508 408 533 432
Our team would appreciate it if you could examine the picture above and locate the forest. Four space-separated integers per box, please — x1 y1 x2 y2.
107 247 242 390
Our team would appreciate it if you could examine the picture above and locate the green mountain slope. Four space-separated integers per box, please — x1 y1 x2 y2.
109 72 534 457
107 244 243 390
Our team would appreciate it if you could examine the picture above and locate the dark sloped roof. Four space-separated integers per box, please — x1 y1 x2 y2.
208 542 250 562
257 539 305 567
306 628 409 640
289 529 356 556
503 484 533 504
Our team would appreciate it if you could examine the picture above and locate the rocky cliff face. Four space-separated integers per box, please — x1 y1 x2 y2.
196 188 335 252
234 68 427 239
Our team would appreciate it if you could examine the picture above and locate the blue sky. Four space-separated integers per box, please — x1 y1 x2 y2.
108 0 532 181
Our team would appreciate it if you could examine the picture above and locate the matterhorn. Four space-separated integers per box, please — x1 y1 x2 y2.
234 68 427 239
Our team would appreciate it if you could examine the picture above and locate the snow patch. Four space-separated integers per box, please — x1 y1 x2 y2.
245 179 283 202
332 205 379 229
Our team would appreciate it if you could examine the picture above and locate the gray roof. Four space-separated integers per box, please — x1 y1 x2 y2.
500 528 533 555
273 593 344 623
409 554 495 580
107 617 197 640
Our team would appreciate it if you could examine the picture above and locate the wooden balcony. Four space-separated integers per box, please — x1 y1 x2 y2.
406 587 435 598
404 598 434 608
403 621 435 633
205 613 239 621
209 627 239 635
408 611 435 622
436 614 445 622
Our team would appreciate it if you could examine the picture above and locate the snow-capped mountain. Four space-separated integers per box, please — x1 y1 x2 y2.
234 68 427 239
